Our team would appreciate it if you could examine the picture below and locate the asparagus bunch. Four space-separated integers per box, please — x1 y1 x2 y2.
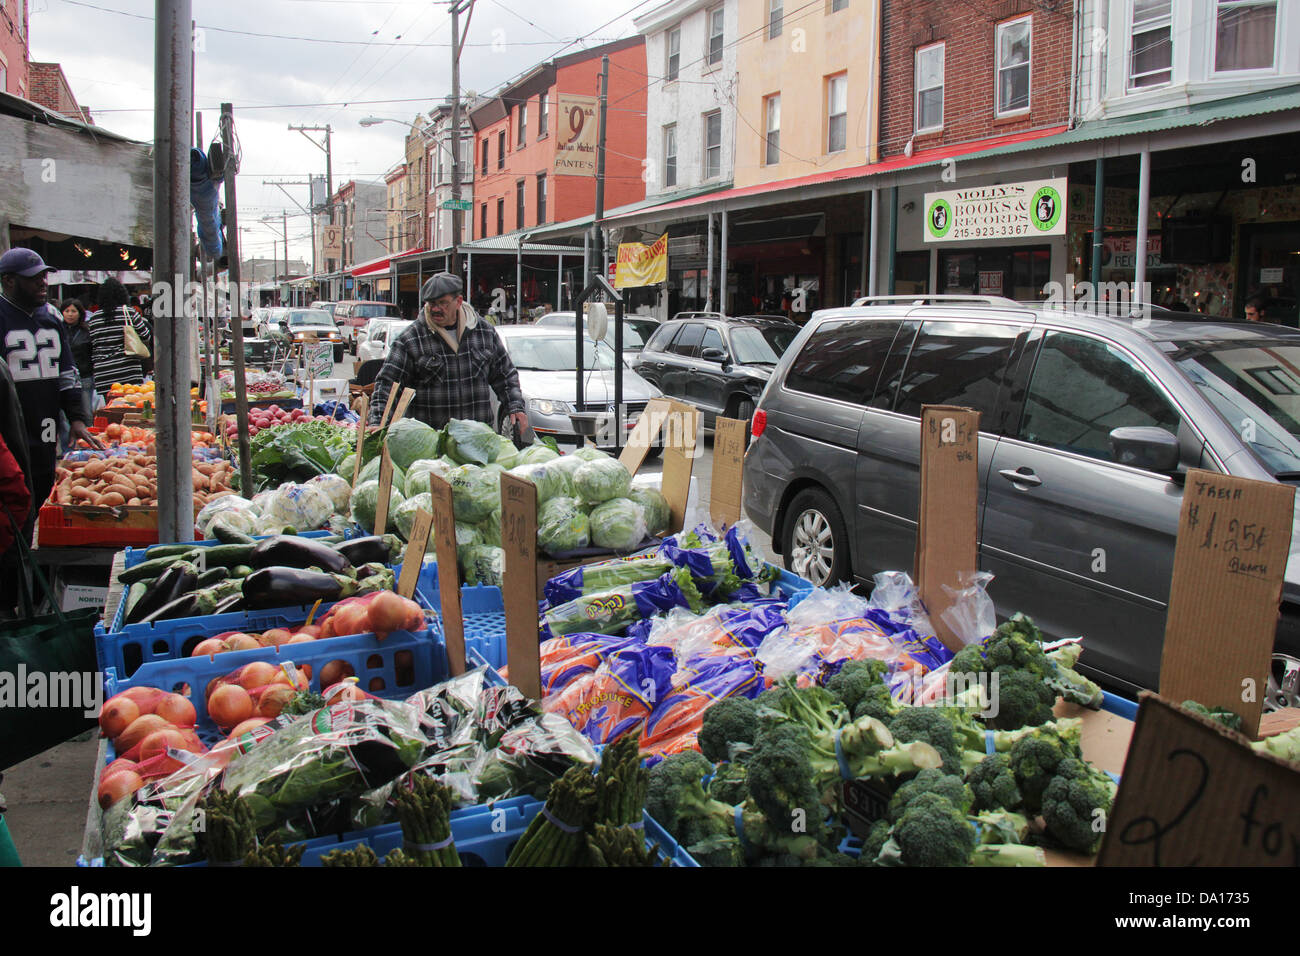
198 791 257 865
393 774 461 867
243 837 305 867
586 823 665 867
594 734 649 828
506 764 598 867
321 845 380 867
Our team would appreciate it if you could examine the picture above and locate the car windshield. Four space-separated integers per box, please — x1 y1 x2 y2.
731 325 798 365
1173 339 1300 476
288 311 332 326
505 334 619 371
355 304 396 318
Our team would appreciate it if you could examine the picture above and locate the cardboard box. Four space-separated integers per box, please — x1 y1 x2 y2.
59 585 108 614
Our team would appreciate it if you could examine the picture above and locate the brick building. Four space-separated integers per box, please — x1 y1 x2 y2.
27 62 92 123
0 0 27 99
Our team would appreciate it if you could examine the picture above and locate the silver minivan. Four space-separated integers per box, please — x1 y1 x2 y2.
742 295 1300 706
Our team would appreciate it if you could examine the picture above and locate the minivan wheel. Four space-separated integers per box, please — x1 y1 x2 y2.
781 488 849 587
730 397 755 421
1265 651 1300 711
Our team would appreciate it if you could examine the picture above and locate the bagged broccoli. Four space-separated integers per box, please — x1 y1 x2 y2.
462 544 505 587
508 461 572 504
357 454 406 492
450 464 501 523
516 443 559 465
305 473 353 514
405 457 457 498
444 419 501 465
537 496 590 554
627 487 670 536
351 479 407 534
589 498 648 552
393 492 433 542
262 482 335 531
573 457 631 506
385 418 443 470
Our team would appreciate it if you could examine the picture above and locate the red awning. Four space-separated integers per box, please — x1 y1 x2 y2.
350 253 391 278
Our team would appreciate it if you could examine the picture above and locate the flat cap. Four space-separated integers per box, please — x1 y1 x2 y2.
420 272 464 303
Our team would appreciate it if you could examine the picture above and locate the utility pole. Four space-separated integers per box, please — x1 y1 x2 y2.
153 0 195 543
592 54 610 285
263 178 315 288
282 210 289 297
223 103 254 495
289 124 334 289
449 0 474 278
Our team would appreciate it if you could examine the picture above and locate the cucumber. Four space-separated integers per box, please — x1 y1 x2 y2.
228 565 255 578
212 523 256 546
142 544 198 560
193 544 256 568
122 581 149 620
119 555 186 585
196 567 230 587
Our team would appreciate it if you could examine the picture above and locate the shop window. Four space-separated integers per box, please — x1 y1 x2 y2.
1129 0 1172 89
496 197 504 236
827 74 847 153
892 321 1021 420
516 179 526 229
894 250 930 295
996 16 1031 115
536 174 547 223
517 103 527 146
481 138 489 176
480 202 487 239
830 0 848 11
764 94 781 166
497 130 506 170
538 90 548 136
1214 0 1276 72
785 319 902 406
915 44 944 132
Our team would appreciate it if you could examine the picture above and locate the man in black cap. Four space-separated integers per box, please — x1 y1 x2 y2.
0 248 102 520
367 272 528 432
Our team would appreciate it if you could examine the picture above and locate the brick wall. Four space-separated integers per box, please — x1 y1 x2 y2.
879 0 1072 159
27 62 91 123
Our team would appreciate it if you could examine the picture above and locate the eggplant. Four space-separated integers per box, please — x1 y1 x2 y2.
242 566 345 610
125 562 195 625
249 535 353 574
333 535 392 566
213 594 245 615
139 592 200 624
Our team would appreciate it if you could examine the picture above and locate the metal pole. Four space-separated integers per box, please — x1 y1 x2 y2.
592 55 609 283
583 229 591 282
282 211 289 293
705 212 715 312
1091 158 1105 305
887 186 898 295
221 103 254 496
720 207 728 315
325 125 334 287
154 0 194 543
516 236 523 324
868 188 879 296
557 254 563 311
450 0 468 277
466 252 473 294
1134 149 1150 311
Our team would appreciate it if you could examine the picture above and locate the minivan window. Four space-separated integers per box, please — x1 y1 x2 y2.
891 321 1022 420
670 323 706 357
786 319 901 406
1019 331 1181 462
645 323 678 352
700 327 725 354
731 325 797 365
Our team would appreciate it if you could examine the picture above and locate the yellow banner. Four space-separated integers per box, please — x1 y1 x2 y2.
614 233 668 289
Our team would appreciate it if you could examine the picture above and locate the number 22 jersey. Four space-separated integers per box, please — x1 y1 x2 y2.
0 293 81 459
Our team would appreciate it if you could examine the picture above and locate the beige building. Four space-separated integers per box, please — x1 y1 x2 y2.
732 0 881 188
385 163 407 253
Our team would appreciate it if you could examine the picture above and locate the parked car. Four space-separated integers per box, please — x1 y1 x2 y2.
335 300 402 349
284 309 345 362
534 311 662 357
632 316 799 426
356 318 412 364
310 300 338 320
254 307 289 339
742 294 1300 705
493 326 662 450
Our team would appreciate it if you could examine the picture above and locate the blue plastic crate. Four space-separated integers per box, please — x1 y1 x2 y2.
1101 690 1138 721
121 529 333 572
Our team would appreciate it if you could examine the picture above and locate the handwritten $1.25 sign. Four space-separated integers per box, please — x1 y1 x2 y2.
1159 469 1295 739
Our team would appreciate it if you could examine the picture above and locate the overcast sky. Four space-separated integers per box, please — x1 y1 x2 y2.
28 0 647 266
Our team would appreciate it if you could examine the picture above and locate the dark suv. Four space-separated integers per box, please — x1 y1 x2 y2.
742 295 1300 706
633 317 799 425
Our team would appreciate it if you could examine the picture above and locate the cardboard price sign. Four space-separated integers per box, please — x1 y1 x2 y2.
500 474 541 700
1098 693 1300 866
618 397 671 476
429 474 466 675
352 395 368 488
397 509 433 599
374 445 395 537
710 416 748 527
391 386 416 425
1159 469 1294 738
915 405 980 652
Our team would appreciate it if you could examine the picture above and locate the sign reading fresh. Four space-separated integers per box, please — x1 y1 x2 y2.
923 177 1067 243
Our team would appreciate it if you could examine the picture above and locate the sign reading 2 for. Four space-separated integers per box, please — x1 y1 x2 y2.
6 329 62 381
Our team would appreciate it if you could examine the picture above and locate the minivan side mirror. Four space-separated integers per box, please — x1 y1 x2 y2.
701 347 729 363
1109 426 1179 472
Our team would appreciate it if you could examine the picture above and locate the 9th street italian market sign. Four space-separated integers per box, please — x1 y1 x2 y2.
923 178 1067 242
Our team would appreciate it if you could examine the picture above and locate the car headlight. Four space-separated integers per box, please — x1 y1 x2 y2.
530 399 570 415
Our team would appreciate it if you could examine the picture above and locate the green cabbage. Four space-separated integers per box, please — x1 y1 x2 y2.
405 458 457 497
487 433 520 469
477 515 502 548
337 453 356 481
627 487 671 536
350 479 407 535
549 454 586 483
357 454 406 492
386 418 443 470
445 418 501 465
462 544 505 587
537 496 590 554
516 443 559 465
572 446 611 462
393 492 433 541
455 523 484 568
450 463 501 523
589 498 648 552
508 461 573 504
573 457 631 506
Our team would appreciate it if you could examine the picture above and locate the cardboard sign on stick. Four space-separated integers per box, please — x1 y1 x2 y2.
710 416 748 527
379 385 402 429
500 473 541 700
1098 693 1300 866
429 474 466 675
618 397 672 476
374 445 394 537
396 509 433 599
391 386 416 425
352 396 368 488
661 400 699 535
1159 469 1294 738
915 405 980 653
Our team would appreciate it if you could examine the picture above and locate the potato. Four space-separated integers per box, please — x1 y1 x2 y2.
83 459 108 480
106 483 137 499
71 486 95 501
127 497 141 506
99 492 126 507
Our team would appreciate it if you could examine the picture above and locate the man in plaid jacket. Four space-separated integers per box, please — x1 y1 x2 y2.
368 273 529 432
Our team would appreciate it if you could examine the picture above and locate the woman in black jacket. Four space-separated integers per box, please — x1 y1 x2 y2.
58 299 96 451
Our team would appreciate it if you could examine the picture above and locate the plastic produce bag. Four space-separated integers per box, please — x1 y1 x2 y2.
572 456 631 505
589 497 648 551
305 473 352 514
508 460 572 504
350 478 407 534
538 632 639 698
450 463 500 523
515 443 560 465
393 492 433 542
537 496 590 555
461 544 505 587
939 571 997 647
640 653 764 760
196 494 257 536
262 482 335 531
357 455 406 492
546 644 677 745
542 568 704 639
404 457 456 498
627 487 670 536
542 550 673 605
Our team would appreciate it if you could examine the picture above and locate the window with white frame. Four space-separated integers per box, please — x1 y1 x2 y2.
915 43 943 131
518 103 527 146
666 26 681 80
830 0 848 10
707 7 724 67
1215 0 1277 72
539 89 549 136
703 110 722 178
827 74 847 153
764 94 781 165
996 16 1031 114
664 124 677 187
1129 0 1172 88
769 0 782 39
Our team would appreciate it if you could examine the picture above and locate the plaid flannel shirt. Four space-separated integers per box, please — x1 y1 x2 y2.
367 309 526 429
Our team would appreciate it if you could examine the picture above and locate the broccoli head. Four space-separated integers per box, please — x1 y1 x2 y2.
947 643 988 676
1040 757 1117 854
1180 700 1244 732
966 752 1023 812
746 720 829 840
890 793 977 867
646 751 741 863
851 681 902 724
824 659 891 714
707 760 749 806
986 668 1057 731
886 706 965 775
860 818 893 865
1045 644 1106 709
887 768 973 822
1008 726 1083 813
763 683 849 739
698 696 760 763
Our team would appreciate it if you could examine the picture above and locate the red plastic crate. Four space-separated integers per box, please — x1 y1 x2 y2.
36 503 205 548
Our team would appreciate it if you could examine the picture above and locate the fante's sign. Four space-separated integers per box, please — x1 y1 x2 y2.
614 233 668 289
554 94 599 177
924 177 1068 243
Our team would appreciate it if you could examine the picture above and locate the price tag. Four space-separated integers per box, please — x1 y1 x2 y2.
379 386 402 429
428 474 466 675
165 747 199 766
374 445 394 536
398 509 433 599
391 386 416 425
352 395 368 489
710 416 748 528
1160 469 1294 737
500 473 541 700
